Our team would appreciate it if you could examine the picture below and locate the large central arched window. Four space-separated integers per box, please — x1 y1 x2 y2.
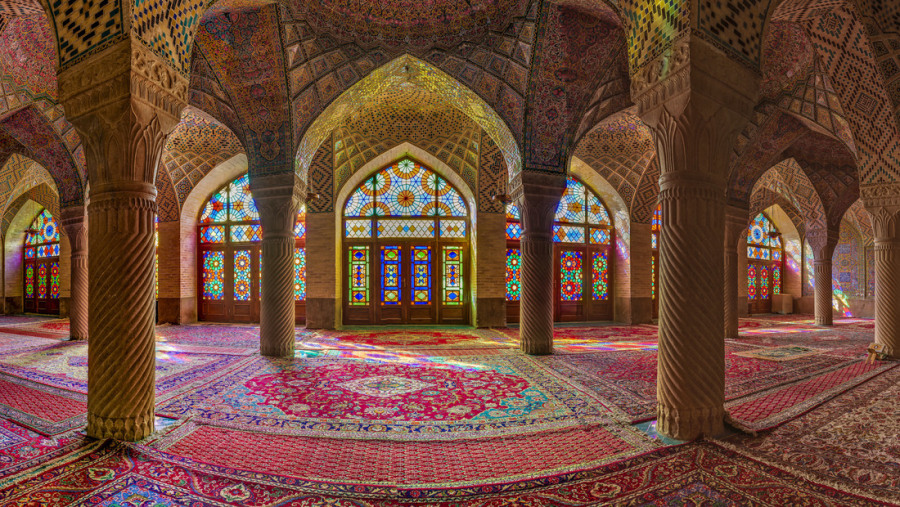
506 176 614 322
198 174 306 323
342 158 469 325
24 208 60 315
747 212 783 314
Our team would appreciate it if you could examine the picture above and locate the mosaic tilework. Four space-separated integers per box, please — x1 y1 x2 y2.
777 61 856 155
0 153 34 209
785 133 859 229
696 0 772 69
630 157 660 224
331 97 481 194
0 107 84 206
47 0 124 69
843 199 873 246
163 107 244 206
478 135 506 213
834 217 865 298
574 111 655 218
753 159 827 237
750 187 806 238
187 49 244 140
524 4 627 170
195 4 291 174
1 182 58 235
156 164 180 222
618 0 689 73
0 16 56 100
30 100 86 179
307 135 333 213
0 156 56 218
760 21 815 100
132 0 204 76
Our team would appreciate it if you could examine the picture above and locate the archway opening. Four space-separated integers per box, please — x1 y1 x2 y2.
747 212 784 314
23 208 60 315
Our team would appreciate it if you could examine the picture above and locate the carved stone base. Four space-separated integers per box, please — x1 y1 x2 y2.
656 403 725 440
87 412 154 441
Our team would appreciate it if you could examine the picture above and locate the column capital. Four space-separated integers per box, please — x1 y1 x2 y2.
510 170 566 242
59 205 88 253
863 185 900 242
250 171 306 237
806 227 840 261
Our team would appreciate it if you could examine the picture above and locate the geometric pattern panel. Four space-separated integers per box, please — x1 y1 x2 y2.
308 134 333 213
49 0 124 69
478 135 505 213
132 0 204 75
697 0 772 69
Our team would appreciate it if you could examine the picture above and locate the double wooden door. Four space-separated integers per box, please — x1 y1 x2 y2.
24 259 60 315
343 241 467 325
748 261 773 314
554 244 613 322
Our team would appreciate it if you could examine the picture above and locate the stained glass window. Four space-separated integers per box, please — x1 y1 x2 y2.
560 251 583 301
26 210 60 246
592 251 608 300
233 250 252 301
747 212 784 306
761 266 770 300
651 204 661 250
203 251 224 301
24 209 61 313
443 246 463 305
773 265 782 295
506 248 521 301
411 246 432 305
25 266 34 297
349 246 369 305
50 262 60 299
294 248 306 301
37 264 47 299
381 246 401 305
748 265 757 301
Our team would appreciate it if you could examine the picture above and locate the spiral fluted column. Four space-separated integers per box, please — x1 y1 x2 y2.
58 38 186 440
724 206 748 339
251 173 304 358
813 260 834 326
60 206 88 341
866 200 900 359
512 172 565 355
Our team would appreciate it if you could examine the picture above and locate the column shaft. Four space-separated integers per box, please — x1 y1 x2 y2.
873 240 900 356
723 207 747 339
60 207 88 340
814 260 833 326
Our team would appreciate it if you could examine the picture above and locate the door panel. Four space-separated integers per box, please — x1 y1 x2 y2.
748 262 773 314
556 248 585 322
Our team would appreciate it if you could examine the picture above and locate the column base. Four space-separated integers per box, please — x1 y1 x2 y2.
260 341 295 358
656 403 724 440
521 339 552 355
815 317 834 326
87 412 154 441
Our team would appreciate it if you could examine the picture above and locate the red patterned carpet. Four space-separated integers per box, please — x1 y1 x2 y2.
0 314 894 505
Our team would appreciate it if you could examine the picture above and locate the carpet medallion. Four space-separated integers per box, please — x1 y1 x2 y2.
298 328 517 350
157 355 611 440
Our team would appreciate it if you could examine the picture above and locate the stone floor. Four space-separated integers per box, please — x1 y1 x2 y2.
0 314 896 506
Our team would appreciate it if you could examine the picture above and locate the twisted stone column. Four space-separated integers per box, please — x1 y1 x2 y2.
511 172 565 355
808 230 838 327
59 39 186 440
866 198 900 359
251 173 304 358
724 206 748 338
60 206 88 340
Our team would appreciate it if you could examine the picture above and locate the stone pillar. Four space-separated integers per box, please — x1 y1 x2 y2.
511 172 565 355
59 40 186 440
634 37 758 440
59 206 88 340
865 195 900 358
724 206 747 338
808 230 838 326
251 173 304 357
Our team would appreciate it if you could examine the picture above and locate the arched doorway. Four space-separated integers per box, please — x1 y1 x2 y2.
342 158 469 325
198 173 306 323
506 176 614 323
24 208 60 315
651 203 661 319
747 212 784 314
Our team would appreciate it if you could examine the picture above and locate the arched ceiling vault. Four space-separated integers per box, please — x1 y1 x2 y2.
1 181 57 235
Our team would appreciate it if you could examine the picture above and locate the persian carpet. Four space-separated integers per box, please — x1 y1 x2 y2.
731 345 826 361
0 343 253 402
0 418 87 480
0 439 887 506
152 421 658 486
539 343 857 423
725 360 898 432
157 354 613 440
155 323 264 348
0 375 86 435
297 328 518 350
0 334 59 354
0 315 63 327
722 367 900 503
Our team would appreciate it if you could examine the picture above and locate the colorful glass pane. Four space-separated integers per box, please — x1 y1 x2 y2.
25 265 33 297
559 251 583 301
227 174 259 222
381 246 401 305
555 177 586 223
345 178 380 217
651 254 656 300
202 251 224 301
651 204 661 251
384 160 432 216
345 219 373 238
761 266 770 299
349 246 369 305
652 233 658 250
506 249 521 301
443 246 463 305
233 250 252 301
506 203 521 220
748 265 757 301
50 262 59 299
590 228 611 245
439 220 466 238
411 246 432 305
200 189 228 223
592 251 609 300
376 219 435 238
553 225 585 243
506 222 523 240
200 225 225 243
230 224 263 242
25 247 35 259
37 264 47 299
294 248 306 301
295 205 306 240
773 265 781 295
587 194 611 225
433 176 467 217
26 210 60 245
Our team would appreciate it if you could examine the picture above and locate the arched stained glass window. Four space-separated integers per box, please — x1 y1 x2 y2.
747 212 784 313
24 209 61 315
198 173 306 323
651 203 661 318
505 176 614 322
342 158 470 325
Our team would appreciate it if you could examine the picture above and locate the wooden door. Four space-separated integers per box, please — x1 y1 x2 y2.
748 262 773 314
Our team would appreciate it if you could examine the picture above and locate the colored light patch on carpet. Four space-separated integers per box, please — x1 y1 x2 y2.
732 345 825 361
725 360 898 432
0 334 59 354
0 418 87 480
155 324 264 348
297 328 517 350
0 375 86 435
154 422 658 486
724 368 900 501
0 343 252 400
157 355 611 440
555 340 658 353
